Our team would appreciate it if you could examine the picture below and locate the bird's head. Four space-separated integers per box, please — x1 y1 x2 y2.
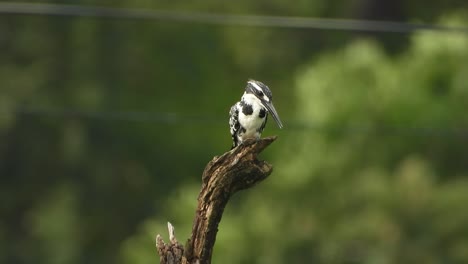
245 80 283 129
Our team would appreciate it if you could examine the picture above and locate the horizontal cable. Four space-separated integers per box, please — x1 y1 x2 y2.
14 107 223 124
0 2 467 34
3 107 466 136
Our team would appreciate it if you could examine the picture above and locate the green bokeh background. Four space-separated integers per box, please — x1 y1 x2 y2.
1 1 468 263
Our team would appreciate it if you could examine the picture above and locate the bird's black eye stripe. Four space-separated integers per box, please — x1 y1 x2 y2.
256 90 263 96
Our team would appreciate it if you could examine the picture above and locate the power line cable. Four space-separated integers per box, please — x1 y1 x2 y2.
5 107 467 136
0 2 468 34
14 107 222 124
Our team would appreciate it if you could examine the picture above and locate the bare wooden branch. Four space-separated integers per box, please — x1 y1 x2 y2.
156 222 185 264
156 136 277 264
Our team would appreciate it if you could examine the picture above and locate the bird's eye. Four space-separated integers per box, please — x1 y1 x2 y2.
257 90 264 97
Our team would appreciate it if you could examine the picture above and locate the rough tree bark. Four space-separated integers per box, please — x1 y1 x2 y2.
156 136 277 264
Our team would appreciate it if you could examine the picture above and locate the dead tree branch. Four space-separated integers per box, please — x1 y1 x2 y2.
156 136 277 264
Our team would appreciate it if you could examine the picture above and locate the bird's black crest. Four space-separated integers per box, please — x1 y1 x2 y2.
246 80 273 100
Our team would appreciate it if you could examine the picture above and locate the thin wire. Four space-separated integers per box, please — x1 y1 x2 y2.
1 2 468 34
14 107 222 124
6 107 468 136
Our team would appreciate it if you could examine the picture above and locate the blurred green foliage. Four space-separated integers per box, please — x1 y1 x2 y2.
1 1 468 264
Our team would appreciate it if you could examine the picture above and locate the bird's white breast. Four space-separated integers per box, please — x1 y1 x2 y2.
238 93 265 138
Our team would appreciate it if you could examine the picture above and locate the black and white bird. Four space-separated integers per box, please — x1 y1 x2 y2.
229 80 283 149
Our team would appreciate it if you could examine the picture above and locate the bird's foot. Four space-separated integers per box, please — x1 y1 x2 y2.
242 138 259 146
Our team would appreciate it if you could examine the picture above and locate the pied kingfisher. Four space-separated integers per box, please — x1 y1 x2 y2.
229 80 283 149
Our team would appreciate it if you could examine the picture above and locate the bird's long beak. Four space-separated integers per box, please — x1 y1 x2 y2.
262 101 283 129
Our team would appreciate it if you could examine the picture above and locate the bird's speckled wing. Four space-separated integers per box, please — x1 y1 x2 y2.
229 102 240 148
